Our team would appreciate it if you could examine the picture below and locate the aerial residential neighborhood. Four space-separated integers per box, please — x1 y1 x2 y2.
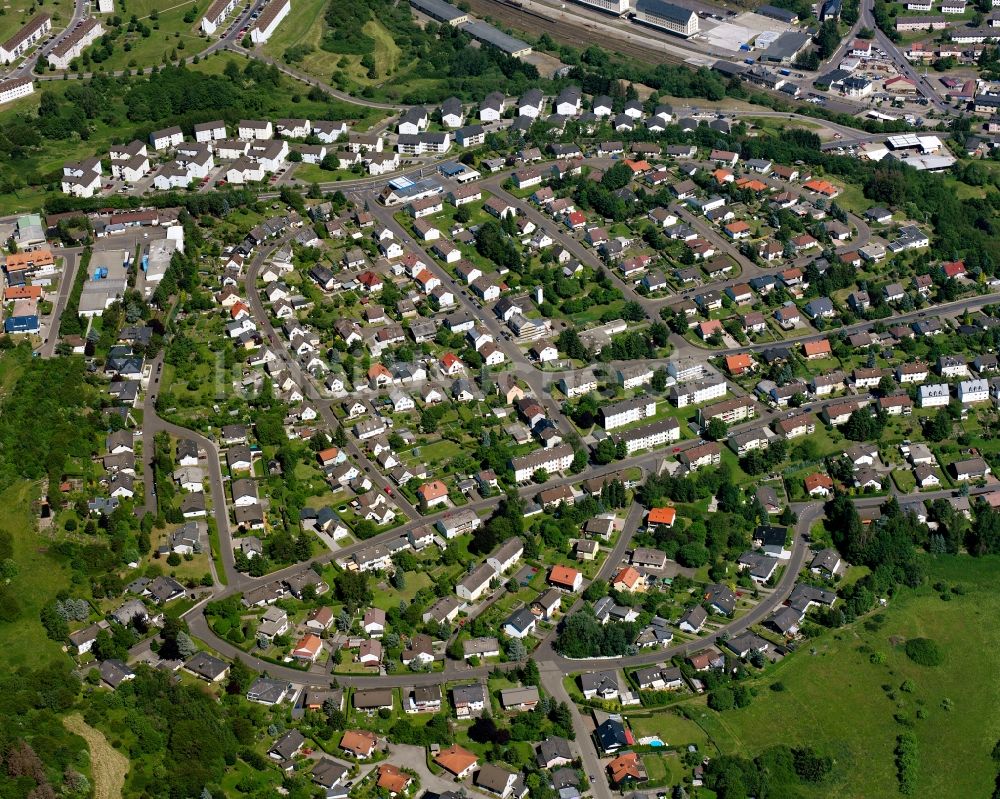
0 0 999 795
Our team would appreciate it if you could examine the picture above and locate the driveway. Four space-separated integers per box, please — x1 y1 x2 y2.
388 742 466 797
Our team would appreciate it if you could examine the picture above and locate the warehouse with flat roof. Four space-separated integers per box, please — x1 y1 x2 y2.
460 20 532 56
409 0 469 24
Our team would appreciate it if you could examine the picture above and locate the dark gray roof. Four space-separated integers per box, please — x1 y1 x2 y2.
270 729 306 759
537 736 573 766
635 0 696 22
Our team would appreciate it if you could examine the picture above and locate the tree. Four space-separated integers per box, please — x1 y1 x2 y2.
923 409 952 442
651 368 668 392
505 637 527 661
334 570 372 610
878 375 898 395
621 301 645 322
708 687 735 711
583 579 608 601
174 631 196 658
705 417 728 441
904 637 943 666
570 449 588 473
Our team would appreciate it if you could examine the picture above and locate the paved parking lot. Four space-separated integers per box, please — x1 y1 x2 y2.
699 12 794 53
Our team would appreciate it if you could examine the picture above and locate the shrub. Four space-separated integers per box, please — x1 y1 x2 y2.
904 638 943 666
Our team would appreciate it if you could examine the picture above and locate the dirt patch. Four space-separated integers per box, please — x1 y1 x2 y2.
63 713 129 799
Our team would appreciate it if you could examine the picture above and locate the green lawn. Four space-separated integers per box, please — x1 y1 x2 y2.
104 0 201 72
682 555 1000 798
629 709 712 750
370 570 432 611
261 0 402 89
0 481 72 669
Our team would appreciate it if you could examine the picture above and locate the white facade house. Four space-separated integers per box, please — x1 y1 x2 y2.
616 365 654 389
61 157 103 198
201 0 240 34
510 444 574 483
238 120 274 140
0 76 34 105
575 0 629 13
0 14 51 65
959 378 990 404
456 563 498 602
194 121 228 142
226 157 265 184
601 398 656 430
670 377 727 407
248 139 289 172
47 18 104 70
633 0 698 36
150 126 184 151
919 383 950 408
312 120 348 143
613 418 681 456
250 0 291 43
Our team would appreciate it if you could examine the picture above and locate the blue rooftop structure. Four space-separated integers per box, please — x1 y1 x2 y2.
5 315 39 334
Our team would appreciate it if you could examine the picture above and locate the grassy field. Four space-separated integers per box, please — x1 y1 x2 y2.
680 555 1000 798
63 713 130 799
629 708 712 750
261 0 400 85
0 480 71 669
79 0 202 73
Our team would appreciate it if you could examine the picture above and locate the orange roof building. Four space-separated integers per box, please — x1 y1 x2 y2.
435 744 478 778
803 179 839 197
376 764 412 794
802 339 832 359
698 319 724 339
4 248 54 272
548 564 582 591
317 447 340 465
340 729 378 758
735 177 768 192
607 752 647 785
624 159 651 173
612 566 645 593
4 285 42 301
416 479 449 506
440 352 463 373
804 473 834 495
725 353 754 375
291 633 323 661
647 507 676 528
368 363 392 383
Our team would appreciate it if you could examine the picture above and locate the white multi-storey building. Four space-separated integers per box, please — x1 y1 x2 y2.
918 383 950 408
0 14 51 64
633 0 698 36
201 0 240 34
600 397 657 431
510 444 574 483
250 0 291 44
669 377 727 408
958 379 989 404
0 76 34 105
48 18 104 70
613 418 681 456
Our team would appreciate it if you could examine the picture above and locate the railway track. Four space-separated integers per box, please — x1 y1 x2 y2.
466 0 687 66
